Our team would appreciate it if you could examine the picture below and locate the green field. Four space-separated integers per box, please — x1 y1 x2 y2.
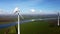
21 20 60 34
0 20 60 34
0 25 17 34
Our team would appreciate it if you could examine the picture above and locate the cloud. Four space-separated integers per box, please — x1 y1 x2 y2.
39 10 57 14
0 9 5 14
0 9 12 14
30 9 35 13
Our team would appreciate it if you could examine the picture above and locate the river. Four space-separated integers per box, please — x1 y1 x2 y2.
0 18 58 28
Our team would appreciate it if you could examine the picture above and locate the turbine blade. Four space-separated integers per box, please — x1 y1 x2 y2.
19 13 24 19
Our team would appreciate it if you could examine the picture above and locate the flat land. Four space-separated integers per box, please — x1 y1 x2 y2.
21 20 60 34
0 19 60 34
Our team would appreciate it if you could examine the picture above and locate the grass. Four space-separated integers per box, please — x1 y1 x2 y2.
21 20 60 34
0 25 17 34
21 20 49 34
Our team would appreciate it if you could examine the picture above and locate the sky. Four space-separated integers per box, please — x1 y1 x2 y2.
0 0 60 14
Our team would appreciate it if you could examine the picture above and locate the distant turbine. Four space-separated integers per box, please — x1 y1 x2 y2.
58 12 59 26
14 7 24 34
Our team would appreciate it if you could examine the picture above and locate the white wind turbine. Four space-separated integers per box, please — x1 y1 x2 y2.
14 7 24 34
57 12 59 26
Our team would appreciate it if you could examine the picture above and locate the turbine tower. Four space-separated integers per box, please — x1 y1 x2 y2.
14 7 20 34
58 12 59 26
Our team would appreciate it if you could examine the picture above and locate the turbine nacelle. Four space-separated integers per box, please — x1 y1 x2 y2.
13 7 24 19
14 7 20 14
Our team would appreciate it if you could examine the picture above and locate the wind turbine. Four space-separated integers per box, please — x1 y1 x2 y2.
57 12 59 26
14 7 24 34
